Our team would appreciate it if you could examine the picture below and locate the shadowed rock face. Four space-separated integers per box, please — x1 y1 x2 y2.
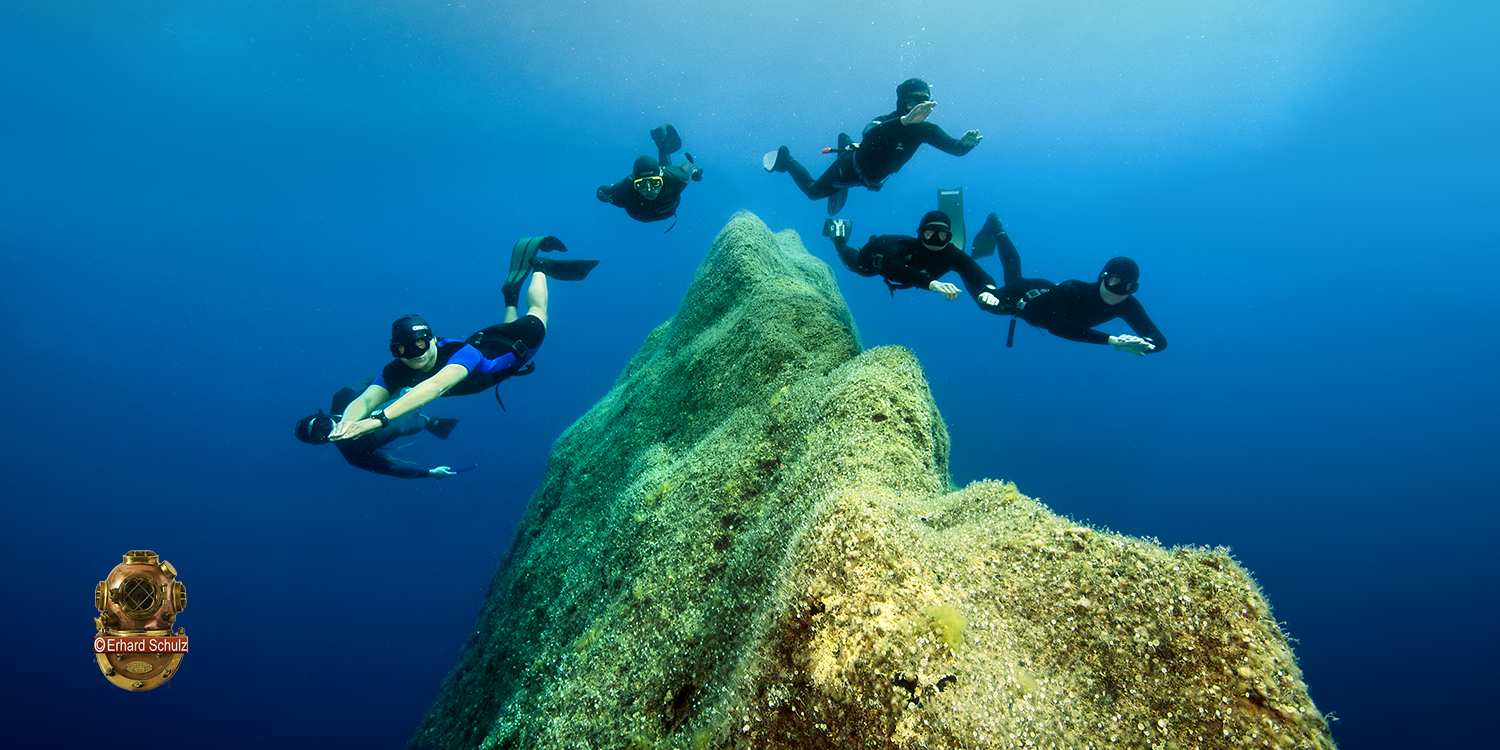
413 212 1335 750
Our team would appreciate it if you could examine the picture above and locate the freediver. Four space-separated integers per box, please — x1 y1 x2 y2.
823 210 997 304
764 78 983 215
328 237 599 444
294 378 465 479
969 212 1167 355
597 123 703 227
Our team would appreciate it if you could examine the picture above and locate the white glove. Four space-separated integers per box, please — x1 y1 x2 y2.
429 466 458 479
928 280 960 300
1108 335 1155 356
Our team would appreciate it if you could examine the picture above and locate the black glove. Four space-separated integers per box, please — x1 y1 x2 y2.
596 186 611 203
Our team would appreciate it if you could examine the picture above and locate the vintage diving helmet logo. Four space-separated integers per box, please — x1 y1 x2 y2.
93 550 188 691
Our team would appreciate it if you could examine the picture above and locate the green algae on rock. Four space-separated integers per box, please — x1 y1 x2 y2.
412 212 1335 750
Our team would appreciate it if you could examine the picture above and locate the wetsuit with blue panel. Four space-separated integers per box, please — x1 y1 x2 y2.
374 316 547 397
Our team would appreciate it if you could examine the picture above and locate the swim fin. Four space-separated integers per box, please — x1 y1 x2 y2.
821 218 852 240
971 212 1002 260
937 187 966 251
827 187 849 216
532 256 600 282
650 123 682 154
424 416 459 440
503 236 569 306
763 146 790 173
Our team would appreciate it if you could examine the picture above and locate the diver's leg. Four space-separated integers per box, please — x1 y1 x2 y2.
789 153 848 200
835 242 880 278
995 220 1023 285
388 411 427 439
523 271 549 329
652 124 681 165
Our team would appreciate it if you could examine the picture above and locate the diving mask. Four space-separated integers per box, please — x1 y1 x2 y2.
389 336 432 360
1105 276 1139 295
633 174 664 196
919 227 952 246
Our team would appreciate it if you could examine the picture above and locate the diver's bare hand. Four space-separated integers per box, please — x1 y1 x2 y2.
331 418 378 441
979 292 999 306
901 100 937 126
928 280 961 300
959 130 983 148
1108 335 1156 356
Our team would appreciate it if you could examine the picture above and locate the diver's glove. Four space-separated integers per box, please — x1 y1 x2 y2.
596 186 611 203
1108 335 1156 356
928 280 961 300
429 466 459 479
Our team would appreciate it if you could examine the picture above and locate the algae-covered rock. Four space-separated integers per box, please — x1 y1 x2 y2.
412 212 1334 750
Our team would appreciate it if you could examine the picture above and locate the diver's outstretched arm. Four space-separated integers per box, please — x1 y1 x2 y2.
330 382 390 440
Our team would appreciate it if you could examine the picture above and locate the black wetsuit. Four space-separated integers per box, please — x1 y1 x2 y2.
598 151 701 223
983 236 1167 352
329 379 436 479
374 316 546 396
836 234 997 303
788 115 976 200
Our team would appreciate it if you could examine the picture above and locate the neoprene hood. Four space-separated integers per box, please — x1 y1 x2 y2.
294 411 336 445
918 210 951 231
1101 257 1140 284
632 155 660 177
391 314 432 345
896 78 931 111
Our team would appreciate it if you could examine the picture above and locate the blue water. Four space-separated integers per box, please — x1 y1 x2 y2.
3 2 1494 747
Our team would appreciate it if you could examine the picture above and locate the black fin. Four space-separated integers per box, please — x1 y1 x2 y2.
424 416 459 440
827 188 849 216
503 236 569 306
764 146 790 173
532 257 600 281
650 123 682 154
971 212 1002 260
503 237 541 306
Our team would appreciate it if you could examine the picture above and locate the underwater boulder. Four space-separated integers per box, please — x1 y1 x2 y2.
412 211 1334 750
